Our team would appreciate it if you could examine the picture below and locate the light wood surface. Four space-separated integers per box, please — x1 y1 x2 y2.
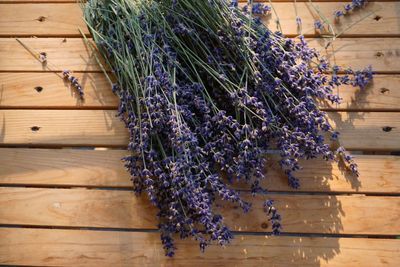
0 110 399 150
327 112 400 151
0 72 117 108
1 228 399 267
1 37 400 72
0 4 89 37
255 2 399 37
0 187 398 235
307 38 400 73
0 109 129 147
0 38 100 71
0 2 397 37
0 148 399 193
323 75 400 111
1 1 399 266
1 73 399 111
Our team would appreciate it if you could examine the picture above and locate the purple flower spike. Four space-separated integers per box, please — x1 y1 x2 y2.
62 69 84 99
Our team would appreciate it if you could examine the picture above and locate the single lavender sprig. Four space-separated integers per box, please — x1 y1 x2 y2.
336 147 359 176
264 200 282 235
62 70 84 99
314 20 323 30
39 52 47 63
334 0 369 20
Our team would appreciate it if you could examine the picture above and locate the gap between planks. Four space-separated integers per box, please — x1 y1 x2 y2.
0 224 398 239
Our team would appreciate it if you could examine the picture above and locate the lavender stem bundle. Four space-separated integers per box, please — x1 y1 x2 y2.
83 0 372 256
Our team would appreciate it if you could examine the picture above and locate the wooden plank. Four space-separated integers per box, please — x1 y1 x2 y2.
0 73 398 111
307 38 400 73
0 4 89 37
0 3 397 37
0 38 100 72
0 110 128 147
0 148 132 187
327 112 400 151
1 110 399 150
0 73 118 108
261 154 400 193
1 38 400 72
0 148 399 194
248 1 397 37
323 75 400 111
1 228 399 267
0 187 398 235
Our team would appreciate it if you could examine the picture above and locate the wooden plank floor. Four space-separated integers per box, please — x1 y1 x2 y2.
0 1 399 266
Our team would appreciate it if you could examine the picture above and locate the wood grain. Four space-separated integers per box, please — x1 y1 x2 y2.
0 110 128 147
1 110 399 150
1 38 400 72
0 3 398 37
1 228 399 267
0 187 398 235
0 4 89 37
246 2 397 37
0 148 399 193
0 1 398 266
328 112 400 150
0 38 100 72
323 75 400 111
0 73 118 108
307 38 400 73
1 73 398 111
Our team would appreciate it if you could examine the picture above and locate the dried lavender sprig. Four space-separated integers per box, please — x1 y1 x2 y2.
62 70 84 99
16 38 84 99
334 0 369 19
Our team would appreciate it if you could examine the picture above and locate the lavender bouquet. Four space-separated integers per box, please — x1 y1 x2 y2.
83 0 372 256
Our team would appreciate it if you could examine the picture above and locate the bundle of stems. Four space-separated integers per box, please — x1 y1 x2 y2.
83 0 372 256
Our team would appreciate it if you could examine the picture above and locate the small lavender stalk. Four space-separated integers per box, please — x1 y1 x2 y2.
62 70 84 99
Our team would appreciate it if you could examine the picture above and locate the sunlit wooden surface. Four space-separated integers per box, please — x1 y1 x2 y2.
0 1 399 266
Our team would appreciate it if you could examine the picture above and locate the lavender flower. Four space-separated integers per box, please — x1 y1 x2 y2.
335 0 369 19
84 0 369 257
347 65 374 90
314 20 323 30
62 70 84 99
337 147 359 176
264 200 282 235
243 3 271 15
39 52 47 63
296 16 302 27
334 10 344 19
